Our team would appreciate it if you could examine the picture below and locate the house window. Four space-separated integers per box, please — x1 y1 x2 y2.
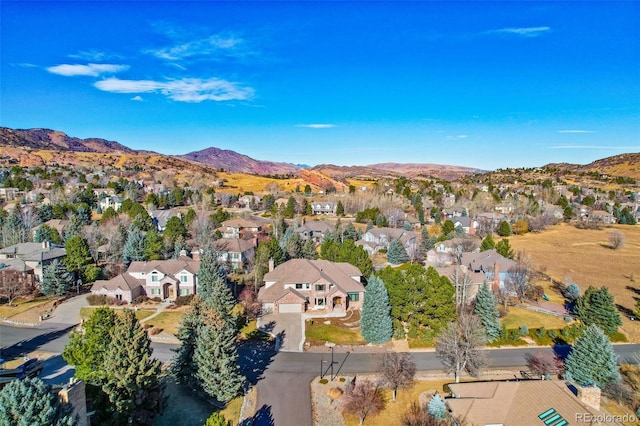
348 292 360 302
151 272 159 282
232 253 240 260
315 297 325 306
305 283 310 289
150 288 161 296
115 294 122 301
180 288 190 296
295 283 303 290
180 274 188 283
316 284 326 291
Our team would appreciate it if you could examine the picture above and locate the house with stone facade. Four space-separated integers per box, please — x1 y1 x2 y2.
258 259 365 314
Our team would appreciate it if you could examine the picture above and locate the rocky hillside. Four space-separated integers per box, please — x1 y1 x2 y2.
546 153 640 180
181 147 300 176
367 162 486 180
0 127 135 153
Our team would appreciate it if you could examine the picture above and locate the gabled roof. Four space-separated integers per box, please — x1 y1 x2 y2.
213 238 256 254
296 220 333 233
221 218 263 229
447 380 616 426
0 242 66 262
460 249 516 273
91 274 143 292
0 258 33 273
127 256 198 276
258 259 364 303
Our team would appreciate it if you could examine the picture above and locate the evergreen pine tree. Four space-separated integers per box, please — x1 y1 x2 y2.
427 393 447 420
302 238 318 260
198 247 235 322
285 231 303 259
284 196 296 219
360 275 393 344
205 412 233 426
418 227 434 260
473 282 501 342
336 201 345 217
172 235 190 259
480 234 496 251
63 307 117 383
387 239 409 264
564 324 620 387
574 286 622 335
495 238 514 259
497 220 512 236
0 378 75 426
102 309 164 424
193 312 244 403
41 259 74 296
172 297 205 389
143 228 163 260
123 226 146 266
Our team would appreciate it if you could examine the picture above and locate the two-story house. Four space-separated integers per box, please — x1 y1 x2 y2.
460 249 516 293
312 201 337 215
258 259 365 314
357 227 417 255
218 218 264 239
212 238 256 271
90 256 198 302
296 220 334 244
0 242 66 282
98 196 124 212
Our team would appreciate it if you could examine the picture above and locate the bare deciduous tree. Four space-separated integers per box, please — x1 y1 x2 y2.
525 351 563 378
0 269 33 306
435 314 488 383
342 379 387 425
381 352 416 401
609 230 625 250
505 264 531 302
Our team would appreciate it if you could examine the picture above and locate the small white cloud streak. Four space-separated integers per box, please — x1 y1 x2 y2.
94 77 254 103
550 145 639 150
131 96 144 102
47 63 129 77
491 26 550 37
557 130 595 133
147 33 251 62
68 49 122 61
295 124 336 129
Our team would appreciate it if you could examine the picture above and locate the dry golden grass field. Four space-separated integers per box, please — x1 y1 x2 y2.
509 223 640 341
216 172 310 194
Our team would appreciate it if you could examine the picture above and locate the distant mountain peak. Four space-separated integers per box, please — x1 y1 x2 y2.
181 146 300 175
0 127 135 154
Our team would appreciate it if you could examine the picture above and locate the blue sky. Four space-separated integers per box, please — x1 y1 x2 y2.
1 1 639 170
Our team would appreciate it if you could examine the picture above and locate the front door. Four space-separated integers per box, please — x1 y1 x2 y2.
169 287 175 299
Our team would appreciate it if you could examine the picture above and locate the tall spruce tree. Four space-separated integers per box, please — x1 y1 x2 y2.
172 297 206 389
63 307 118 383
387 239 409 265
336 200 345 217
473 282 501 342
193 312 244 403
418 227 434 260
360 275 393 344
302 238 318 260
480 234 495 251
123 226 146 266
564 324 620 387
41 259 74 296
574 286 622 335
0 378 75 426
197 247 235 322
102 309 164 425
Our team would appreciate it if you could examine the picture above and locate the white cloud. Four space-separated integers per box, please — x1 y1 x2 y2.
131 96 144 102
69 49 123 61
47 63 129 77
295 124 336 129
457 135 468 139
94 77 254 102
147 33 253 62
491 26 551 37
557 130 595 133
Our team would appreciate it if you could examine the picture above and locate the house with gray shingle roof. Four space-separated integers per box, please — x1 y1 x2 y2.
0 242 66 282
258 259 365 314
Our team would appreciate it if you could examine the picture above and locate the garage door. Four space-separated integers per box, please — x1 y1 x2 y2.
278 303 301 313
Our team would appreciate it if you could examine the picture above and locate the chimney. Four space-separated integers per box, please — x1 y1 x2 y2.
179 249 187 257
58 379 88 426
492 262 500 293
576 384 601 411
268 258 274 272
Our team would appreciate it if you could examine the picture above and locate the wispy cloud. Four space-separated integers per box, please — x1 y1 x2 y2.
47 63 129 77
147 31 255 63
489 26 551 37
131 96 144 102
446 134 468 139
550 145 639 150
295 124 336 129
94 77 254 103
557 130 595 134
69 49 123 62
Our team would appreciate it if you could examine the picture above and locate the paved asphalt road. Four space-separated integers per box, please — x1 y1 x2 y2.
3 324 640 426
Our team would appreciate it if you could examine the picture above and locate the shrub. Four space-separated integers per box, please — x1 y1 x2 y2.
142 323 152 330
564 316 573 323
174 294 194 307
87 294 108 306
148 327 163 335
519 325 529 336
151 297 162 303
339 377 346 382
319 379 328 384
133 295 150 305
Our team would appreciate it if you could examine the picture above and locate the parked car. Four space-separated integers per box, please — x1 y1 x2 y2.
16 358 43 379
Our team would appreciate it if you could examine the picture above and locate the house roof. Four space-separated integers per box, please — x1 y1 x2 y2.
127 256 198 275
91 274 143 292
460 249 516 273
0 258 33 273
221 218 263 229
364 227 417 245
447 380 617 426
258 259 364 303
213 238 255 254
297 220 333 233
0 242 66 262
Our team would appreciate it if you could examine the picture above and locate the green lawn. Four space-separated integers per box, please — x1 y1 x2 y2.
80 306 156 322
144 311 185 335
305 322 365 345
502 306 572 330
240 320 271 341
0 297 53 318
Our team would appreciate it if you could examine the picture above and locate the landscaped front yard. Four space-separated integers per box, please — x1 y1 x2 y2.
502 306 572 330
305 311 366 347
144 311 185 336
0 297 54 319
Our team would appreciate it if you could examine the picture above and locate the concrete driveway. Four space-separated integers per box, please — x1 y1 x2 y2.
45 294 88 326
258 313 304 352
